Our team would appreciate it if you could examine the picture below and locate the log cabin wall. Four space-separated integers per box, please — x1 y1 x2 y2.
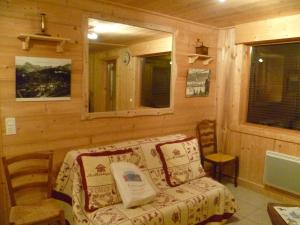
0 1 218 224
0 109 5 224
217 15 300 204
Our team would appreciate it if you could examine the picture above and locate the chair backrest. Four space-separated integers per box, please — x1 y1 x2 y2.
2 151 53 206
197 120 218 163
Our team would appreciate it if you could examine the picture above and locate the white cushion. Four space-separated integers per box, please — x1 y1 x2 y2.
110 162 156 208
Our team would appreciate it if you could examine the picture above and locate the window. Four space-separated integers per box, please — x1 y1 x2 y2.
140 53 171 108
247 42 300 131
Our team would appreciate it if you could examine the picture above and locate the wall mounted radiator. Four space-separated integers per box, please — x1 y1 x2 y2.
264 150 300 196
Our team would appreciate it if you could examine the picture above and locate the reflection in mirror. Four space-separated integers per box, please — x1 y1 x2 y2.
141 53 171 108
88 18 173 113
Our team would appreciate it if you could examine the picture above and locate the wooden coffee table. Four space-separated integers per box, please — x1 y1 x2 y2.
267 203 300 225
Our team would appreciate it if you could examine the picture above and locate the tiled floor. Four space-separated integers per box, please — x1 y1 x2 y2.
224 182 279 225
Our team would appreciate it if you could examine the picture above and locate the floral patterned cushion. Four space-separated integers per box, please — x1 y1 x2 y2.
156 137 205 187
77 149 133 212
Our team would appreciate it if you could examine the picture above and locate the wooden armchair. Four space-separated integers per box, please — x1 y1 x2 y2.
2 151 65 225
197 120 239 186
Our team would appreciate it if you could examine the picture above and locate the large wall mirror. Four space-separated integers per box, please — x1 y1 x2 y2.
84 17 175 118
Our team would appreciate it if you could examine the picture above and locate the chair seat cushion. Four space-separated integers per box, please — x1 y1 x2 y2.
205 153 235 163
9 198 61 225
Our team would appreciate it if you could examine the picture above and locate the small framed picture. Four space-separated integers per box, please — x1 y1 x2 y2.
16 56 71 101
186 68 210 97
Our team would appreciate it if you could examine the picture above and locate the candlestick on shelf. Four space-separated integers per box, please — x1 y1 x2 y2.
36 13 51 36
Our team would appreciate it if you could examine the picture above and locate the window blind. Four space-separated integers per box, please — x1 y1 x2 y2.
247 42 300 131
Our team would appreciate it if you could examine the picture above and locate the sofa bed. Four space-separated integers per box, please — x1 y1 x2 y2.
54 134 236 225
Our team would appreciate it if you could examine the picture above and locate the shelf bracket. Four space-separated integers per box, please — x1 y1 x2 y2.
22 36 30 50
188 55 200 64
203 58 214 65
56 40 66 53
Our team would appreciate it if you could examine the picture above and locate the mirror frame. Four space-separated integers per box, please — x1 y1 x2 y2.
82 14 177 119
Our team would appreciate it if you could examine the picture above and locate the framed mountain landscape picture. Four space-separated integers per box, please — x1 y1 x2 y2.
186 68 210 97
15 56 71 101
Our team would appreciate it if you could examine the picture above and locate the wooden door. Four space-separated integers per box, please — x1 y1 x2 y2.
105 60 117 111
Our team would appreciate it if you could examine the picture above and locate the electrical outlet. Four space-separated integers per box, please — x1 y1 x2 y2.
5 117 16 135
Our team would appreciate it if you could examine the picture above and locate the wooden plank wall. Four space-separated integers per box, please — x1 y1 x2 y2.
0 106 6 225
218 16 300 204
236 14 300 44
0 0 218 224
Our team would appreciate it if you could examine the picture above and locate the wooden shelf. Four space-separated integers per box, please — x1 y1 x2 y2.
188 54 213 65
18 34 71 53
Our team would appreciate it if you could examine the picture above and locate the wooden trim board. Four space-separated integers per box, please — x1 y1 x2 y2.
236 14 300 44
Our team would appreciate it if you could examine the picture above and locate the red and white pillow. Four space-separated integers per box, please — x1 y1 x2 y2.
77 149 133 212
156 137 205 187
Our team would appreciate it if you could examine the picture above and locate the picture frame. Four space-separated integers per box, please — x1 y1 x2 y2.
16 56 71 101
186 68 210 97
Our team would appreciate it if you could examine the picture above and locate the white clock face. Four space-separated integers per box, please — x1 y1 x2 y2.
122 51 130 65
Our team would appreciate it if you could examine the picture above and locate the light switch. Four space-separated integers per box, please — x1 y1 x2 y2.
5 117 16 135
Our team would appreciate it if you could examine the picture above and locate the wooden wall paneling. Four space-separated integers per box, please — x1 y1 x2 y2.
236 14 300 44
230 44 247 127
274 140 300 157
232 122 300 146
222 130 241 176
240 134 275 185
219 16 300 203
238 46 251 124
93 0 300 28
130 36 172 56
0 1 218 223
0 54 8 224
0 102 8 225
216 28 236 152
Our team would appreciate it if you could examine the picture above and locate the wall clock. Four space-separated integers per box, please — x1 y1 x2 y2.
122 51 131 65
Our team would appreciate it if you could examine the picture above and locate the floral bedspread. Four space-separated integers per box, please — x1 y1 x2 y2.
53 134 236 225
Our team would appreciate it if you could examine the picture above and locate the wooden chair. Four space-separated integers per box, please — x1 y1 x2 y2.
197 120 239 187
2 151 65 225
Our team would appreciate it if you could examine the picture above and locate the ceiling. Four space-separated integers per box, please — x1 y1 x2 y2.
103 0 300 27
88 18 171 51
